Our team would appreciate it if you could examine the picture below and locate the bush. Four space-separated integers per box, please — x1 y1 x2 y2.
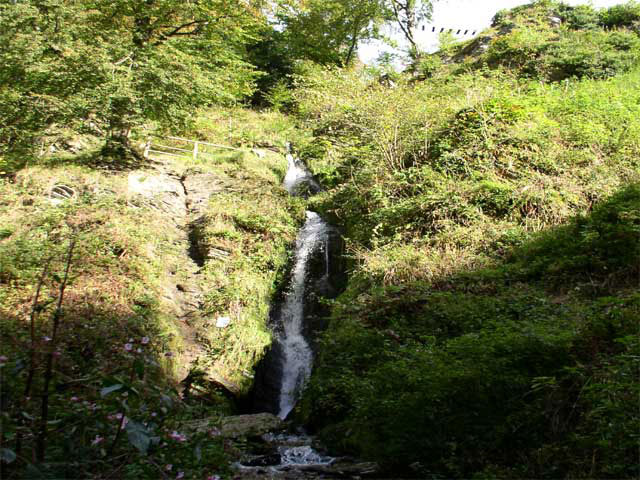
599 2 640 29
415 55 442 79
545 30 640 80
265 79 296 112
292 6 640 475
558 4 600 30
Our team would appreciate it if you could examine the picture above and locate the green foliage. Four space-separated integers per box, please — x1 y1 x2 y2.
558 4 600 30
546 30 640 80
274 0 386 66
437 31 460 52
303 191 639 478
599 1 640 29
456 1 640 82
265 79 296 112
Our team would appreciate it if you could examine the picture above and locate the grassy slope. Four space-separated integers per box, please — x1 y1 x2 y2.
0 108 307 478
294 2 640 478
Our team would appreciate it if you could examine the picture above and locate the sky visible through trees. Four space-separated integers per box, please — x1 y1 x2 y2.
360 0 630 63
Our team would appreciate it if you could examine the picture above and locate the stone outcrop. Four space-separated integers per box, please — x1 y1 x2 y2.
183 413 285 438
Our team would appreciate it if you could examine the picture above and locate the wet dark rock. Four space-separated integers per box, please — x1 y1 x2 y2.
221 413 285 438
300 461 380 477
243 453 283 467
187 216 208 267
251 341 285 414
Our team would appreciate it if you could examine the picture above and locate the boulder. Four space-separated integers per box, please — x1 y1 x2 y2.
549 16 562 27
127 171 186 219
221 413 285 438
184 413 284 438
291 461 380 478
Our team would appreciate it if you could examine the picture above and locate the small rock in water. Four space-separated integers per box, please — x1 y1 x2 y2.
216 316 231 328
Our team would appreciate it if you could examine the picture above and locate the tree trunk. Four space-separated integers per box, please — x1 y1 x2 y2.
345 31 359 65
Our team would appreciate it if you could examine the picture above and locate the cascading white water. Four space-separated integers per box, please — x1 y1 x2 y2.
283 154 321 196
276 211 330 419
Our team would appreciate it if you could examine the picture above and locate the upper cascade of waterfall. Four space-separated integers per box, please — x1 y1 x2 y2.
283 154 321 197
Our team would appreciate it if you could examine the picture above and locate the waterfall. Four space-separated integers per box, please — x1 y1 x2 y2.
236 151 341 474
276 211 330 419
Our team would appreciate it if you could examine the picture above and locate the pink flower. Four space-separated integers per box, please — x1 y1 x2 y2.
208 428 221 437
176 472 184 480
124 343 133 351
169 431 187 442
53 351 61 358
141 336 150 345
71 396 79 402
165 464 173 472
43 336 52 342
151 412 157 417
0 355 8 363
91 435 104 446
108 413 127 427
207 476 221 480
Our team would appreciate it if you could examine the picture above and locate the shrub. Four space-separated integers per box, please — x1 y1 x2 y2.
599 2 640 29
545 30 640 80
558 4 600 30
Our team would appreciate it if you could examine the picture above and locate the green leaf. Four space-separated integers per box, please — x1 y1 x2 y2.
134 358 145 379
160 393 173 408
1 448 16 464
100 384 124 397
125 421 151 455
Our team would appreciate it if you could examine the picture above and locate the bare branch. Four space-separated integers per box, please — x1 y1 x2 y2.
36 239 76 463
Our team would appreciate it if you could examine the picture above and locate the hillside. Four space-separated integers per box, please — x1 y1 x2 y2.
292 1 640 478
0 109 312 478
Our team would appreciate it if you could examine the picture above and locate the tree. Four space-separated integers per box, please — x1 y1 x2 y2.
83 0 264 146
383 0 435 58
0 0 264 164
275 0 386 66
